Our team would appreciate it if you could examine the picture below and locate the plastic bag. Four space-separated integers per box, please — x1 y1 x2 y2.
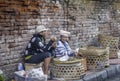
27 67 45 80
117 50 120 58
59 54 69 61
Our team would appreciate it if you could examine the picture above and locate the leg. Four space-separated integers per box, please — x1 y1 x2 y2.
43 57 51 75
42 63 45 74
25 52 52 75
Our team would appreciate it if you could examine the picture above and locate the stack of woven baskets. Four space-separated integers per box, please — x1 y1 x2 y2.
98 34 119 58
79 46 109 70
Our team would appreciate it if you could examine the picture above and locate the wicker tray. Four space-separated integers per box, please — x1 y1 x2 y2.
79 46 109 56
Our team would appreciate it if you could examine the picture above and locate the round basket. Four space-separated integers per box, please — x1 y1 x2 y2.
52 58 85 80
79 46 109 70
98 34 119 48
98 34 119 58
79 46 109 56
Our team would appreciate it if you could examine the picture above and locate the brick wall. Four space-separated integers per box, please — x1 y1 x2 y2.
67 0 120 48
0 0 65 80
0 0 120 80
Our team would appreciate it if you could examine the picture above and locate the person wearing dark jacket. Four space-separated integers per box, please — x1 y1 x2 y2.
24 25 56 75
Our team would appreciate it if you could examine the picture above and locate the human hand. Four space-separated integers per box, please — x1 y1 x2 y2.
74 48 80 57
74 52 78 57
52 42 56 48
51 36 57 42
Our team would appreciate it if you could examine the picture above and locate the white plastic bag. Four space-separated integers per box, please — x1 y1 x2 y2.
27 68 44 79
14 68 47 81
117 50 120 59
14 70 26 77
59 54 69 61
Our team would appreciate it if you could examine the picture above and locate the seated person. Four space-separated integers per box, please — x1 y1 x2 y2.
24 25 56 75
55 30 76 61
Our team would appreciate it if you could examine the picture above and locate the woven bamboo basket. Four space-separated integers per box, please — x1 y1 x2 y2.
52 58 85 80
25 63 43 71
98 34 119 58
109 48 119 58
98 34 119 48
79 46 109 70
79 46 108 56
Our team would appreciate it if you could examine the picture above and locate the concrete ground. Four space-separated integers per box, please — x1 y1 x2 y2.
105 74 120 81
48 65 120 81
48 59 120 81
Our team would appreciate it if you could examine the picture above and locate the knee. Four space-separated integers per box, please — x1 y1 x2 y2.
45 52 52 57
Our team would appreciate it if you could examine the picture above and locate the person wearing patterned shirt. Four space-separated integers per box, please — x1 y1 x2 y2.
54 30 76 61
24 25 56 75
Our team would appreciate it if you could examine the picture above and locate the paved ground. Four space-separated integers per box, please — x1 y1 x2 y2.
48 74 120 81
105 74 120 81
48 64 120 81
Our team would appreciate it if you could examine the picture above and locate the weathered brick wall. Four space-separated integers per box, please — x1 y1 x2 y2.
0 0 120 80
67 0 120 48
0 0 65 80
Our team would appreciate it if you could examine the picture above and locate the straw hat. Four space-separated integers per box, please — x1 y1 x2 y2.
35 25 48 33
60 30 70 37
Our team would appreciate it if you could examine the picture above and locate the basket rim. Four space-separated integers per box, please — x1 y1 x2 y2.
53 58 82 64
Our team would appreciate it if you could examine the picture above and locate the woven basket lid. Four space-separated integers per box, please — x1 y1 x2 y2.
53 57 82 64
79 46 109 56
